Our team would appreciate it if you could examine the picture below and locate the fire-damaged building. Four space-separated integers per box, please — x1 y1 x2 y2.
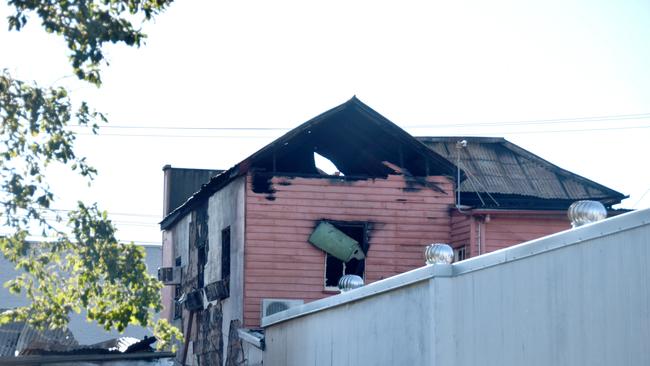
158 97 626 365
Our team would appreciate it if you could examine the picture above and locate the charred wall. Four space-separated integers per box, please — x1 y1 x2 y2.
243 173 455 327
173 177 247 366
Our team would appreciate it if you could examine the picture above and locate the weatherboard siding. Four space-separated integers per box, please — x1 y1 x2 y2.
243 174 454 327
450 212 474 256
483 214 570 253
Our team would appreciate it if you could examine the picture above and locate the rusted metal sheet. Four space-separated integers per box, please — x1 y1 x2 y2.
162 166 222 217
418 136 625 208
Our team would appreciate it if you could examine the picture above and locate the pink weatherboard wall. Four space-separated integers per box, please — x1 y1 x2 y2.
242 174 455 327
450 210 571 257
482 213 570 252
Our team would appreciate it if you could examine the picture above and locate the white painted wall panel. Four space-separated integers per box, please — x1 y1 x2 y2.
265 281 435 366
264 209 650 366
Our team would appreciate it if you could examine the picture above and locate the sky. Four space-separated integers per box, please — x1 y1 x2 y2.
1 0 649 245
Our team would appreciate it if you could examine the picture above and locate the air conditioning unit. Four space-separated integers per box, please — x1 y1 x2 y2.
184 289 204 311
157 267 181 285
261 299 304 320
204 280 229 301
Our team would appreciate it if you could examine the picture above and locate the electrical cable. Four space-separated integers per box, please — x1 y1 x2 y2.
71 124 650 139
67 112 650 131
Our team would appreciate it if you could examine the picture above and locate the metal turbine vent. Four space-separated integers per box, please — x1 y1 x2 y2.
338 275 364 292
568 200 607 228
424 243 454 265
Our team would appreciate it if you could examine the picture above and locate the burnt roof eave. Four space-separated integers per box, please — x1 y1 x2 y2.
160 97 460 230
457 192 628 210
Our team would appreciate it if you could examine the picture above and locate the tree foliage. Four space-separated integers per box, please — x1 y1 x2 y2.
1 0 181 351
7 0 173 86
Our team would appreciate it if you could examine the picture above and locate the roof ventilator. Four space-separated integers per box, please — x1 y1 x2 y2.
424 243 454 265
338 274 364 292
568 200 607 227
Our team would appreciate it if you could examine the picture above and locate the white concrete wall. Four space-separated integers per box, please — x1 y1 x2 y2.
263 208 650 366
206 176 246 366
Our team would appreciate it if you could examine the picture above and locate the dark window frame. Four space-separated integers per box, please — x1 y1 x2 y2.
221 226 231 291
454 246 467 262
173 285 182 319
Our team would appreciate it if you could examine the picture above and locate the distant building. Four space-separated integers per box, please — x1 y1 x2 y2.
158 97 625 366
0 244 161 349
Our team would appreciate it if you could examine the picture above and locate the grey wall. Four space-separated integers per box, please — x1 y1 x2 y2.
1 245 162 345
263 208 650 366
206 175 246 366
163 166 222 216
160 176 246 366
0 255 29 310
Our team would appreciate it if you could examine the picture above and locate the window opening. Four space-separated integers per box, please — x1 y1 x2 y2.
197 246 207 288
195 204 209 289
454 246 467 262
222 227 231 290
323 222 368 290
173 285 182 319
173 256 182 319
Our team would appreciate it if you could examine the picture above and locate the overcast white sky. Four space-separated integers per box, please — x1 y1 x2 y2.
2 0 649 244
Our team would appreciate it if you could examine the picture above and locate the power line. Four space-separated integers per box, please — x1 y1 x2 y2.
632 188 650 209
67 112 650 132
47 208 159 218
2 209 161 227
407 112 650 129
0 230 161 246
76 132 275 139
73 124 650 139
473 125 650 135
72 125 288 131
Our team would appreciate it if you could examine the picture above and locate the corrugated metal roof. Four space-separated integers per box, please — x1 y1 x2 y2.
0 320 77 357
0 321 23 357
417 136 626 208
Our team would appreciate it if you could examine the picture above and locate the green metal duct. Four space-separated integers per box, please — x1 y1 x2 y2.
308 221 365 262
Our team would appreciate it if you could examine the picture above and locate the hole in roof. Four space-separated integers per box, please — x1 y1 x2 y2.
314 152 344 176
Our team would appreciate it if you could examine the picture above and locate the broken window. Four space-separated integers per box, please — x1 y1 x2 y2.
308 221 370 290
325 253 365 288
222 226 231 290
